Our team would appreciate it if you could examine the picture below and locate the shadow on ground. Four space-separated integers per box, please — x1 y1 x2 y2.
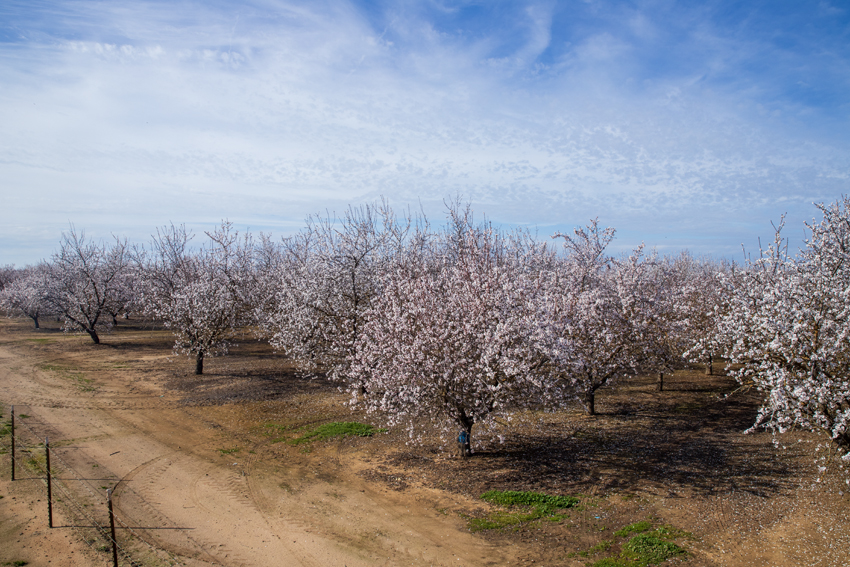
387 373 803 501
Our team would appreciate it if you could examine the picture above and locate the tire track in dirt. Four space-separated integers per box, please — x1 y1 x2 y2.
91 406 323 567
13 399 183 410
111 441 345 567
238 440 516 567
1 338 517 567
114 454 232 566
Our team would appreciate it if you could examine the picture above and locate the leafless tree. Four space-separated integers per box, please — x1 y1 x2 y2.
44 228 128 344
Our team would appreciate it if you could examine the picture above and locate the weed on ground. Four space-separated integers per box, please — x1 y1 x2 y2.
469 490 582 531
288 422 387 445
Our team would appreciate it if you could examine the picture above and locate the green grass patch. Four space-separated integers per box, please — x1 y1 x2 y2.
470 490 581 532
585 523 690 567
26 338 52 344
590 558 629 567
288 422 387 445
468 509 543 531
614 520 653 538
577 539 613 557
480 490 580 512
653 524 695 539
621 533 687 565
217 447 240 455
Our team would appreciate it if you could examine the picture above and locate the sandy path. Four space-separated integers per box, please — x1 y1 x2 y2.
0 342 514 566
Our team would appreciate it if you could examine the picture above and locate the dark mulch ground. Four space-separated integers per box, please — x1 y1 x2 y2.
351 370 825 566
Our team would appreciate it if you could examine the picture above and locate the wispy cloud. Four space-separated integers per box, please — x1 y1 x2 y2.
1 0 848 264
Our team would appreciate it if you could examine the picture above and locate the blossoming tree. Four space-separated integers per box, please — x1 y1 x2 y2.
535 220 659 415
44 228 128 344
0 264 52 329
266 202 416 383
0 265 16 291
135 222 253 374
348 206 550 448
675 252 733 376
715 198 850 469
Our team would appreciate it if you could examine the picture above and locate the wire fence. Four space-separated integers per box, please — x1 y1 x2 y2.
3 405 217 567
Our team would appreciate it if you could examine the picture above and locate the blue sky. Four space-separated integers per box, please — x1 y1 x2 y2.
1 0 848 265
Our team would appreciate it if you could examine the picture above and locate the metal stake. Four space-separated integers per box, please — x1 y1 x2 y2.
10 405 15 481
107 489 119 567
45 437 53 528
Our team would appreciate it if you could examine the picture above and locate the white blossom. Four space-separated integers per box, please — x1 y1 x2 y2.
709 197 850 474
0 264 53 329
346 204 550 445
43 227 128 344
135 222 252 374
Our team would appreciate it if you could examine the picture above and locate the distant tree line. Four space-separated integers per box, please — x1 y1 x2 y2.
2 197 848 478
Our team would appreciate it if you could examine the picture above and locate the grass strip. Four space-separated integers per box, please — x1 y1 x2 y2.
288 422 387 445
621 533 687 565
588 525 689 567
470 490 581 531
480 490 580 512
614 520 652 538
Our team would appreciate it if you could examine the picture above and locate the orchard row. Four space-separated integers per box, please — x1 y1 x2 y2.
1 198 849 474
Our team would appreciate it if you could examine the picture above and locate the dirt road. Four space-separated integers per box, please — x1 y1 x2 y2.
0 329 516 567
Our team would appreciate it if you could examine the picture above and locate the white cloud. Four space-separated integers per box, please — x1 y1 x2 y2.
0 0 848 265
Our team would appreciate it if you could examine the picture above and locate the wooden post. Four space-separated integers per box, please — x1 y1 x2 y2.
45 437 53 528
657 372 664 392
107 489 119 567
10 405 15 481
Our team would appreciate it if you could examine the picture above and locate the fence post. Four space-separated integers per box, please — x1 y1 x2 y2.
45 437 53 528
107 489 119 567
10 405 15 481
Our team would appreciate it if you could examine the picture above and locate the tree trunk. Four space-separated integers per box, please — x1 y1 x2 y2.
656 372 664 392
86 329 100 344
705 353 713 376
195 352 204 375
30 315 40 329
582 390 596 416
837 432 850 456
